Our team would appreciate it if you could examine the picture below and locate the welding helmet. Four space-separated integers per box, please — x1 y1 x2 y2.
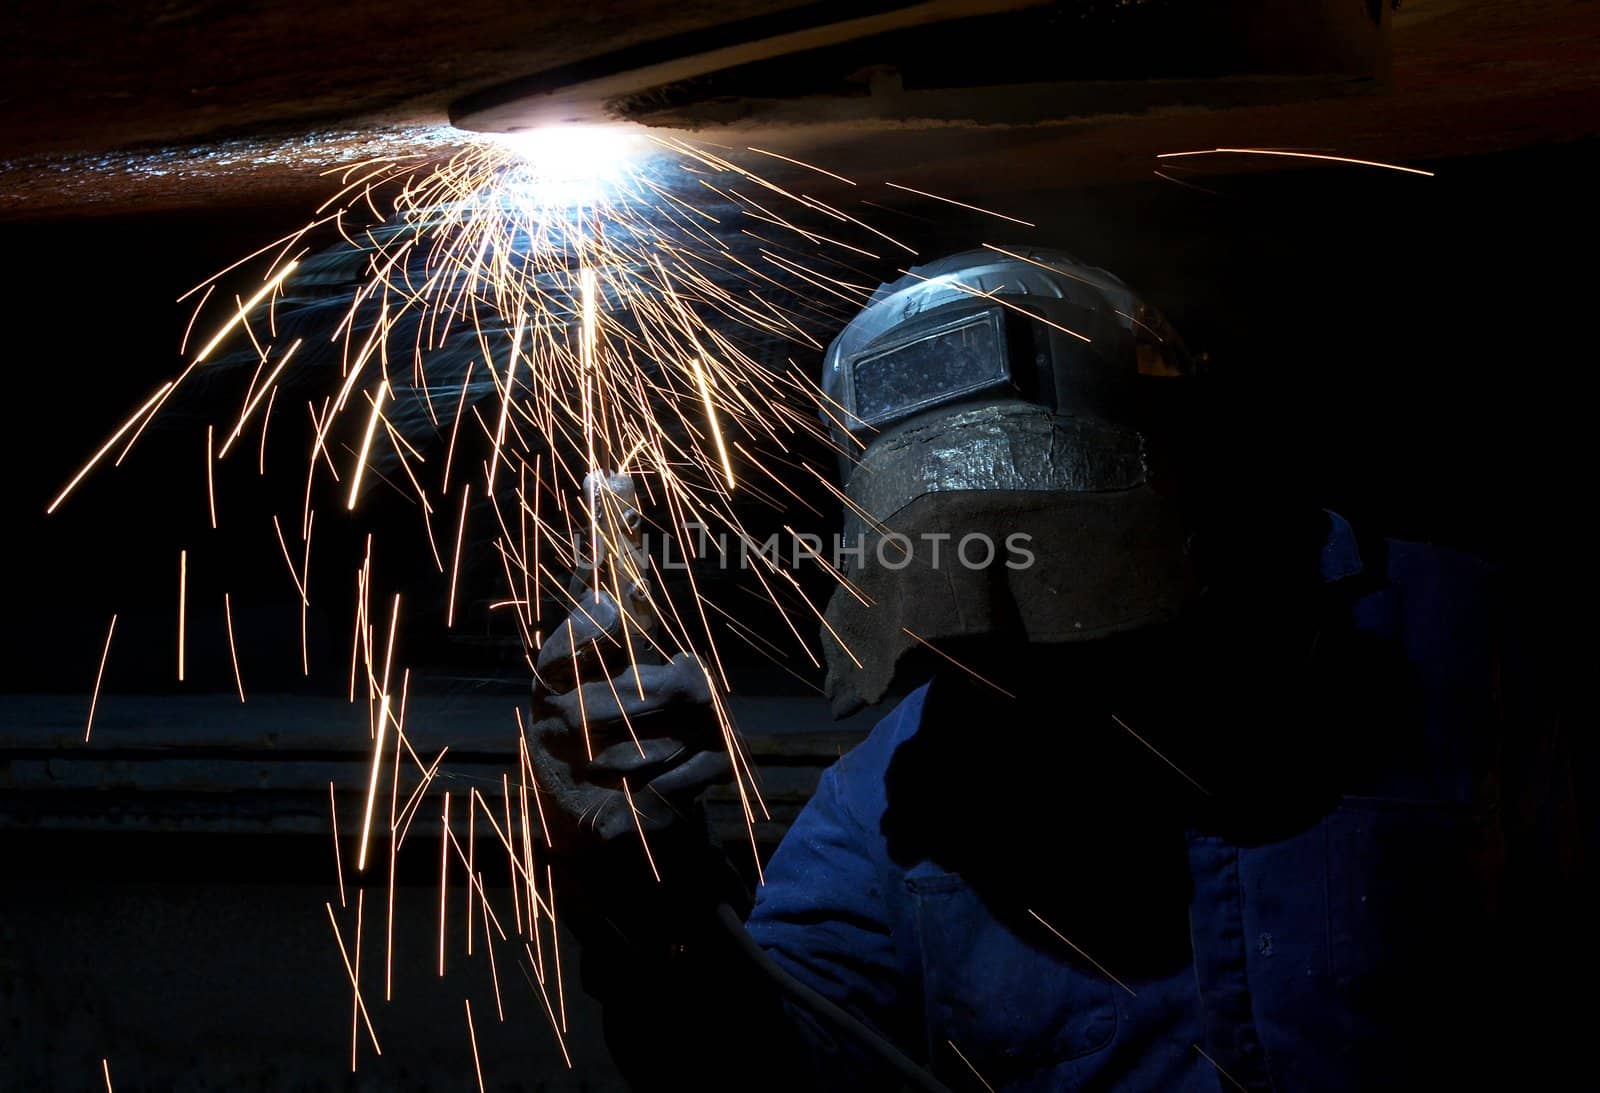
818 247 1196 716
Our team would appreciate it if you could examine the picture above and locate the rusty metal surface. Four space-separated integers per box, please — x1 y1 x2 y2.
0 1 809 161
1 0 1597 220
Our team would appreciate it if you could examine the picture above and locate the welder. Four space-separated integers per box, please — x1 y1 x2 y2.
527 248 1512 1091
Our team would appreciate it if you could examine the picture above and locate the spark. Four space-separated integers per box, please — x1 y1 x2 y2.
747 146 857 186
884 181 1035 226
467 998 483 1093
1156 147 1435 177
179 283 214 353
137 134 857 716
224 593 245 702
351 888 365 1072
1027 909 1137 998
177 215 333 302
900 627 1014 698
947 1041 996 1093
501 775 522 927
356 692 391 871
521 946 574 1069
258 386 276 473
447 484 471 628
620 776 661 883
85 614 117 743
205 425 218 528
578 267 600 507
218 338 300 459
1194 1043 1252 1091
1151 169 1220 196
347 380 391 510
272 514 308 603
192 261 299 365
480 885 505 1022
177 549 187 682
442 361 474 493
101 1059 113 1093
45 382 173 514
61 126 959 1072
894 265 1091 343
323 902 382 1056
445 828 512 941
979 243 1104 289
439 790 450 977
549 863 567 1033
467 790 477 956
385 689 402 1001
395 746 449 847
689 355 736 490
1109 713 1210 795
329 781 347 908
381 592 401 697
300 511 314 675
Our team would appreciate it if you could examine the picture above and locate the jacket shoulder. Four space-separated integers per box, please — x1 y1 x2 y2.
821 684 931 834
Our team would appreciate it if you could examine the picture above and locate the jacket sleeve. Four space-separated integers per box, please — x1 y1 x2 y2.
745 752 926 1087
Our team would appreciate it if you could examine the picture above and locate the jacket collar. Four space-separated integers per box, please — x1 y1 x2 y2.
1319 509 1365 583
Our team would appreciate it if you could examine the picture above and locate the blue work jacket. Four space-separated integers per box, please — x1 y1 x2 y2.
746 516 1507 1091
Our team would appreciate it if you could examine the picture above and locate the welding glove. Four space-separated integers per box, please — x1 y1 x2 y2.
528 588 750 1037
528 588 732 858
527 596 821 1093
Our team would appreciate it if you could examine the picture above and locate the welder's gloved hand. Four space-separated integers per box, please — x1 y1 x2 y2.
528 590 731 857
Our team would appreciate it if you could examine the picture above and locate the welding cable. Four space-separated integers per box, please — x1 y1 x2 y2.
714 902 956 1093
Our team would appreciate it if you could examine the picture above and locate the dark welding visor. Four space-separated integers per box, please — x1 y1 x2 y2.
847 307 1011 432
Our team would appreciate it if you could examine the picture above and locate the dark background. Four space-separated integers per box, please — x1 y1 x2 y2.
2 138 1591 1088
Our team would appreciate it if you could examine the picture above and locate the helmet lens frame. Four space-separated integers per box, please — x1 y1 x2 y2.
844 305 1014 434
